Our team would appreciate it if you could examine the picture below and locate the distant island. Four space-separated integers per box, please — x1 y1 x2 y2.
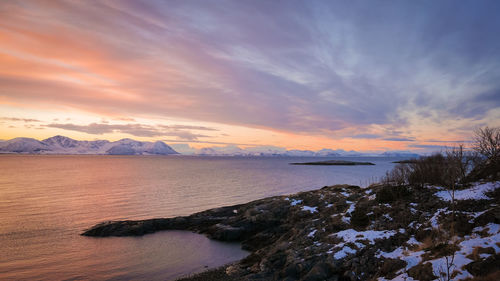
290 160 375 165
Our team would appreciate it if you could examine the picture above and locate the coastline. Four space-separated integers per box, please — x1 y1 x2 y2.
83 182 500 280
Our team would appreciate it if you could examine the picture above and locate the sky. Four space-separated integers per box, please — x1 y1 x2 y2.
1 0 499 153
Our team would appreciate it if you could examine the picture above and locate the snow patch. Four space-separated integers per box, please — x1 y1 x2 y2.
332 229 398 245
466 209 488 223
377 247 425 271
354 242 365 249
308 229 317 237
339 201 356 224
429 208 448 228
345 201 355 214
382 214 393 221
408 221 421 229
435 182 499 201
406 236 421 246
334 246 357 259
341 216 351 224
340 191 350 197
473 223 499 235
302 206 317 213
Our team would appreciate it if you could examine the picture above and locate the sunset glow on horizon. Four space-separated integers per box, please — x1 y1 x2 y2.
1 0 499 153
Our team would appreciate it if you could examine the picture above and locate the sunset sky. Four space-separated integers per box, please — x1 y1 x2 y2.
1 0 499 153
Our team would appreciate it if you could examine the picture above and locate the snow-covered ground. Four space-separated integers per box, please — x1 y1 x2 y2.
377 222 500 281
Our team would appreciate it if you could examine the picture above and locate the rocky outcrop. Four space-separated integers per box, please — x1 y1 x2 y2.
83 182 500 281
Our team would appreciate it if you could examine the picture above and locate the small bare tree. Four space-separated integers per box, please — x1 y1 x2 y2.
432 146 465 281
445 145 468 185
436 253 456 281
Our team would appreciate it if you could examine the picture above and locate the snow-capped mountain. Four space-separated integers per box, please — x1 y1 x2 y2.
193 147 362 157
106 138 177 155
0 137 50 153
0 136 178 155
314 149 342 157
43 135 81 148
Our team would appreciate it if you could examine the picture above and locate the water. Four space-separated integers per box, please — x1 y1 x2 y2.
0 155 403 280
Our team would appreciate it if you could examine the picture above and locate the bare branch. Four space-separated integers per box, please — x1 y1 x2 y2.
474 126 500 159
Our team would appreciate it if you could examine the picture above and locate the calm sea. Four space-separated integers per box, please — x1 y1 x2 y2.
0 155 403 280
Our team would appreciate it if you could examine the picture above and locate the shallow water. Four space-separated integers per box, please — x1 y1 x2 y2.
0 155 403 280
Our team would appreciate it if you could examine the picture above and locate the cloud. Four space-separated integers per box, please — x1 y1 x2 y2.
163 139 251 146
0 0 499 141
383 137 416 142
45 122 211 140
408 144 448 150
158 125 218 131
351 134 382 139
424 139 474 143
113 117 136 122
0 117 41 122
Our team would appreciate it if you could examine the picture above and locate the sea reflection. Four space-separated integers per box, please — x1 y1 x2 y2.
0 155 399 279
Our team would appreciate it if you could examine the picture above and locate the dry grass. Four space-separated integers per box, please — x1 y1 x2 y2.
463 270 500 281
417 236 434 251
466 247 481 261
466 247 495 261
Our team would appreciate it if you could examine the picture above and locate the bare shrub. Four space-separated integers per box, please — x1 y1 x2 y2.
474 126 500 159
445 144 476 185
383 163 412 186
384 145 476 189
408 154 447 188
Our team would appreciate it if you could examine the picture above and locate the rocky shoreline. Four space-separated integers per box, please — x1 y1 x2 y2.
83 182 499 280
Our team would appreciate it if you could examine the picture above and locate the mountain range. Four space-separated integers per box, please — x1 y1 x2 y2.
0 135 178 155
0 135 420 157
192 147 418 157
